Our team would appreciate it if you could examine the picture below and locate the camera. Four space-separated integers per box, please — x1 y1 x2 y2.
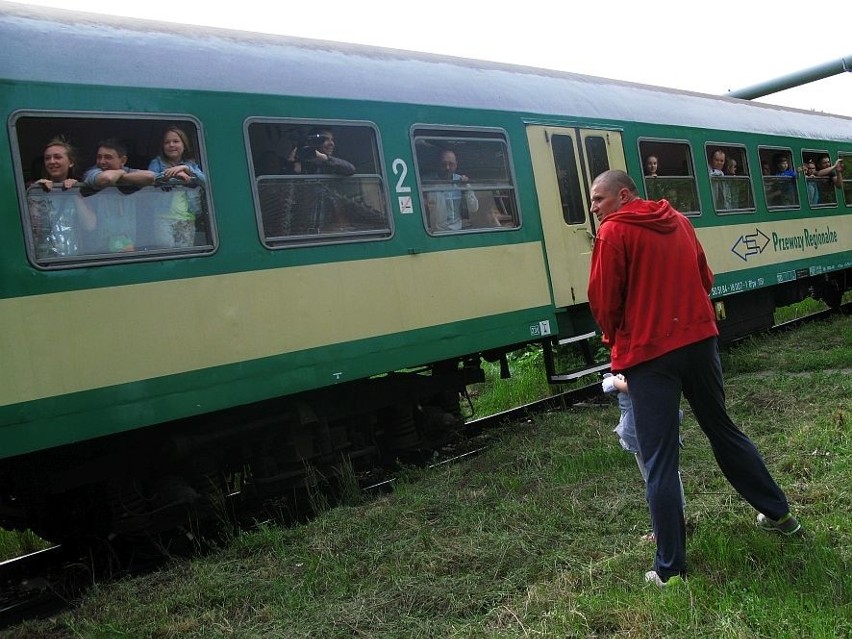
296 146 318 161
295 133 328 162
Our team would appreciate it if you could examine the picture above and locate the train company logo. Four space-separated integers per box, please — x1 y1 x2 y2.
771 226 840 255
731 228 770 262
732 226 841 262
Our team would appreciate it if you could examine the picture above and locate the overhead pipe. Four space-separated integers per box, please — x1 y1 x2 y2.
726 56 852 100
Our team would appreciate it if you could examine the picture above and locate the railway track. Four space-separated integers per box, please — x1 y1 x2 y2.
0 545 94 631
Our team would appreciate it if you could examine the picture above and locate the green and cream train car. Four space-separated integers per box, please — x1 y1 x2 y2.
1 3 850 542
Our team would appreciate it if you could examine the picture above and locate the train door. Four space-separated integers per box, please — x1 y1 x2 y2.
526 126 626 308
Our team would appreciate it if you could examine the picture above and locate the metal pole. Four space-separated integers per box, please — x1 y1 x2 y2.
726 56 852 100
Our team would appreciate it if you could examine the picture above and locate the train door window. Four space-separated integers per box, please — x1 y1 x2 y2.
12 114 215 268
637 140 699 216
246 119 391 246
758 147 800 210
585 136 610 186
840 152 852 207
801 149 840 207
704 143 755 214
412 128 520 234
551 134 585 224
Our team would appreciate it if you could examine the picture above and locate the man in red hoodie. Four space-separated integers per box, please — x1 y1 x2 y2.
587 170 800 587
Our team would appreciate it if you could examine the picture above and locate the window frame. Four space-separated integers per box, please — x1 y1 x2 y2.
758 145 801 212
410 125 522 236
703 142 756 215
839 151 852 207
801 148 840 209
10 109 217 269
245 117 393 249
637 138 701 217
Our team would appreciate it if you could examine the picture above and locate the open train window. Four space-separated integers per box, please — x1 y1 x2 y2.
412 128 521 234
637 139 699 216
12 113 215 268
704 143 755 214
758 147 800 210
801 149 841 208
840 152 852 207
246 119 391 247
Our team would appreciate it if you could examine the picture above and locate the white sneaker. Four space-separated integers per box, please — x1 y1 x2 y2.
644 570 684 587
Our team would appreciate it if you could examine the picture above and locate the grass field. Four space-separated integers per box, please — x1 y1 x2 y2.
6 310 850 638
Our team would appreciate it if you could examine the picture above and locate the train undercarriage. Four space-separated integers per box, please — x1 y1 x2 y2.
0 358 485 547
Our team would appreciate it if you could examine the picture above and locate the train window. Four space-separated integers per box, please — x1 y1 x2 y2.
247 120 391 246
801 149 840 207
585 136 611 185
704 144 755 214
412 129 520 234
840 152 852 207
551 134 585 225
758 147 800 210
637 140 699 215
12 114 215 267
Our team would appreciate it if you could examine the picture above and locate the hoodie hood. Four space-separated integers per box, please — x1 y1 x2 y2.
602 198 680 234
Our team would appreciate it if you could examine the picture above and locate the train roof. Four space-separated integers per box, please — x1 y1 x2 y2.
1 1 850 142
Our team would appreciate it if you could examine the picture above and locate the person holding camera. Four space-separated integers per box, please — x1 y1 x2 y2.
281 127 356 232
285 127 355 176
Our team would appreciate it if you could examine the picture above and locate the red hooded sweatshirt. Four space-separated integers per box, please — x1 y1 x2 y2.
587 198 718 371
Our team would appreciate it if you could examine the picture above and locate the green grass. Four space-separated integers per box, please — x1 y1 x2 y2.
0 529 48 560
773 289 852 324
7 312 850 638
466 346 556 418
722 307 852 375
468 335 613 419
773 296 828 323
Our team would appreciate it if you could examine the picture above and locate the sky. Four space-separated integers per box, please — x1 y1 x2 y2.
10 0 852 117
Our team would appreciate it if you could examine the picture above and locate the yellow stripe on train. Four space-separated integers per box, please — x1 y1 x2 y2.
0 242 551 407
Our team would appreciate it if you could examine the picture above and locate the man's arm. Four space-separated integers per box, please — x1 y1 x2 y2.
463 186 479 213
816 160 844 187
322 155 356 176
118 170 156 186
587 233 627 348
87 169 124 188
